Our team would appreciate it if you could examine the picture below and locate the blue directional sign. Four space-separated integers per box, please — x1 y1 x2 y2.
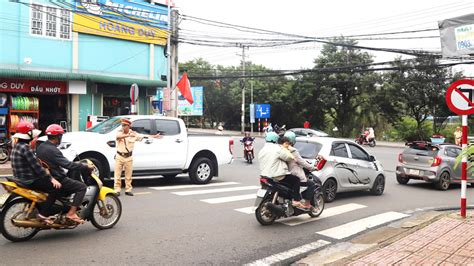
255 104 271 119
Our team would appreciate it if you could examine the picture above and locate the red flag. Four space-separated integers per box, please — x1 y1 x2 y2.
176 72 194 104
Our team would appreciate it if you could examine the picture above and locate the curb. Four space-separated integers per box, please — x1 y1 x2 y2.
295 206 474 265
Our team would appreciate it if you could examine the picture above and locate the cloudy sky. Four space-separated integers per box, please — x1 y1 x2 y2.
175 0 474 74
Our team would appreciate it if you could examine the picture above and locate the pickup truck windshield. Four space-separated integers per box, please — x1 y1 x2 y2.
86 117 123 134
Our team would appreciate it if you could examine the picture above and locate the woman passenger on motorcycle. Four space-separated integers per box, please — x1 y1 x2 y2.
10 121 62 225
282 131 318 209
257 132 306 209
36 124 92 224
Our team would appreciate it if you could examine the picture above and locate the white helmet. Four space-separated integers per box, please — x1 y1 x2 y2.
218 125 223 131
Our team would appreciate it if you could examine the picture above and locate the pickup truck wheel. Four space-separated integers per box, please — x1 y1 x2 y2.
86 157 106 182
189 158 214 184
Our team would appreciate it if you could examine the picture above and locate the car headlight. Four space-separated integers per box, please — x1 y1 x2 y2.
58 142 72 150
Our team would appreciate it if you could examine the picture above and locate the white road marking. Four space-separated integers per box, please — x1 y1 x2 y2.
201 194 256 204
279 203 367 226
317 211 410 240
133 192 152 196
149 182 240 191
235 206 256 214
245 240 330 266
172 186 260 196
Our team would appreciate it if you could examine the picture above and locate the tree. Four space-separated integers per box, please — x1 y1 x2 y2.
380 56 462 140
304 37 379 137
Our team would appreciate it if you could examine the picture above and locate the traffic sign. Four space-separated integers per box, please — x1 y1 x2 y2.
255 104 270 119
446 79 474 115
130 83 139 102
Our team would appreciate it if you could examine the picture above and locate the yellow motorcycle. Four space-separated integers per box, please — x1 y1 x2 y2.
0 159 121 242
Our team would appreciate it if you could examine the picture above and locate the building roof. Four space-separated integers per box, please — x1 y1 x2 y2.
0 68 166 88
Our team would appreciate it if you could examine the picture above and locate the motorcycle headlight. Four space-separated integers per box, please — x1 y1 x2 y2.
58 142 72 150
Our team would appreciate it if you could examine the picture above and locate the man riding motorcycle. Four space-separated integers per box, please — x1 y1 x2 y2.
257 132 307 209
10 121 62 225
36 124 93 224
240 131 255 158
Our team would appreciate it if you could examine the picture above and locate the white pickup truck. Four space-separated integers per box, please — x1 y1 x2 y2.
46 115 234 184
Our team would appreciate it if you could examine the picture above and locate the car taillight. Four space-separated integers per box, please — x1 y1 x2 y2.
432 156 442 167
398 153 403 163
316 157 327 170
229 139 234 155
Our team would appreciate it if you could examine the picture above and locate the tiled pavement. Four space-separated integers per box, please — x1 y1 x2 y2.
347 216 474 265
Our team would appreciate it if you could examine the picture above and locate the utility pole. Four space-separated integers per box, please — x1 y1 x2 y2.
240 45 247 134
169 8 179 117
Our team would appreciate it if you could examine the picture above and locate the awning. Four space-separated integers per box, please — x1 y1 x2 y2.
0 68 166 87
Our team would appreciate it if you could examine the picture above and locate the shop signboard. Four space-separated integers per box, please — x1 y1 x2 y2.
73 0 168 45
178 86 203 116
439 14 474 58
0 78 67 94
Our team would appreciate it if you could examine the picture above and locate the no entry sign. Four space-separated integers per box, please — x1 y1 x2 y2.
446 79 474 115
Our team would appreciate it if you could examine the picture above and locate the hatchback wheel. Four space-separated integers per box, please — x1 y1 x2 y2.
435 172 450 191
396 174 409 185
323 179 337 202
370 175 385 195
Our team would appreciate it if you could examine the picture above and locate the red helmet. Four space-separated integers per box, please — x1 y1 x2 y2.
16 121 34 134
45 124 65 135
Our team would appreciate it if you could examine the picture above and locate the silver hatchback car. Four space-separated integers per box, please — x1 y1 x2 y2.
294 137 385 202
396 141 472 190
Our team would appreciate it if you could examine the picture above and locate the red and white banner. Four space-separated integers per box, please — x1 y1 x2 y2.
0 78 67 95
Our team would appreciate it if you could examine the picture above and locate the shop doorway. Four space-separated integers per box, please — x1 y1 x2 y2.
37 94 68 131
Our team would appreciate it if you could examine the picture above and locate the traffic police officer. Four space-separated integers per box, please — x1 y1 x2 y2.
114 118 161 196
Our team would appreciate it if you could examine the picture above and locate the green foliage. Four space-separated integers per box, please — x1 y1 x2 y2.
454 144 474 177
390 117 432 141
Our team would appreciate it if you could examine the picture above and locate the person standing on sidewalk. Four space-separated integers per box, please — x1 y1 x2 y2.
454 126 462 146
114 118 161 196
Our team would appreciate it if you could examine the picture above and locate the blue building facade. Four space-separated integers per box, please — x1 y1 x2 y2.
0 0 168 133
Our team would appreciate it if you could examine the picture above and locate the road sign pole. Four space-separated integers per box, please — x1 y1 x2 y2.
461 115 468 218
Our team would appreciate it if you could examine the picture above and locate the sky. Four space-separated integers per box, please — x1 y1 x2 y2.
175 0 474 75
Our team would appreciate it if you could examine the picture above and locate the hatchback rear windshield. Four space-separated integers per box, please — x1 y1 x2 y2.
294 141 323 159
404 146 439 157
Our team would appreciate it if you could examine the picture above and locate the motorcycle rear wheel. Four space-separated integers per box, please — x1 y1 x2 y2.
91 194 122 230
255 196 277 225
309 193 325 218
0 147 9 164
0 198 39 242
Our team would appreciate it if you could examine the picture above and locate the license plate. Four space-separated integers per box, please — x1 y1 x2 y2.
256 189 267 197
409 169 420 176
0 193 10 207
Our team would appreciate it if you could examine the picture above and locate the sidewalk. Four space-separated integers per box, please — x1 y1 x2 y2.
296 210 474 265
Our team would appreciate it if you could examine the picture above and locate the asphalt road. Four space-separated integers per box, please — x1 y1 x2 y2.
0 138 471 265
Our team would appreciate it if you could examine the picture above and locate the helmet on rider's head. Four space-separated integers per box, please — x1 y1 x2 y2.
45 124 65 136
265 132 279 143
245 131 250 137
13 121 41 140
283 131 296 145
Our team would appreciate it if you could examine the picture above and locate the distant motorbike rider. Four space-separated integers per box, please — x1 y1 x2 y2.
257 132 307 209
241 131 254 158
367 127 375 142
10 121 61 225
283 131 319 209
36 124 93 224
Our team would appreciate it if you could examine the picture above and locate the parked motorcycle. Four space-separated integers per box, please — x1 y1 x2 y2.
0 159 121 242
0 140 12 164
355 134 376 147
241 139 254 164
254 171 325 225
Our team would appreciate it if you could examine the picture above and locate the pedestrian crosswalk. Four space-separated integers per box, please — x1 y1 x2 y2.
148 181 411 239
